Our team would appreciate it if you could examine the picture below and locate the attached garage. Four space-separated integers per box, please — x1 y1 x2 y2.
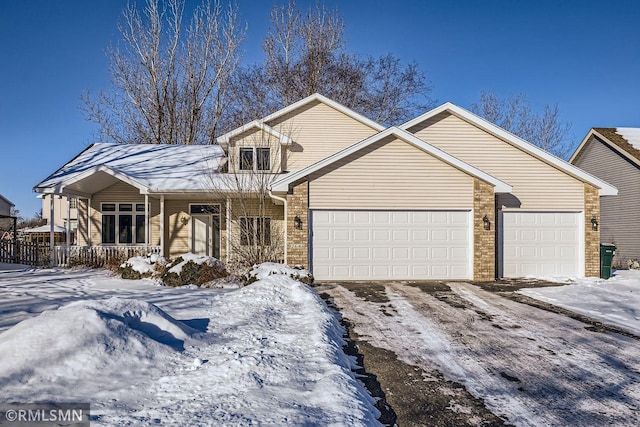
311 210 472 281
500 211 582 277
272 127 513 282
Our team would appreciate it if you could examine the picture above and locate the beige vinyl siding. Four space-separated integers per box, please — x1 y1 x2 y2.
267 100 379 171
408 112 585 210
85 181 160 246
309 136 475 209
228 128 283 173
165 200 229 260
165 200 191 258
573 135 640 263
227 198 285 262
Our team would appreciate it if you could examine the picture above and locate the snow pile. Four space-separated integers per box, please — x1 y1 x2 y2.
121 253 167 275
0 297 195 401
167 253 224 275
519 269 640 335
0 267 380 425
145 274 379 425
247 262 313 284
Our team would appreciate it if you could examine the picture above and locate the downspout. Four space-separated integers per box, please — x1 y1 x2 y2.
268 189 287 264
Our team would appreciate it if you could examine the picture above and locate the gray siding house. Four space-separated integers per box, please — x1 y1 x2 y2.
0 194 14 217
571 128 640 266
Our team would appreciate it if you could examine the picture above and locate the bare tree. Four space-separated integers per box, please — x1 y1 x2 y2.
208 126 293 268
82 0 244 144
471 91 572 158
227 1 432 128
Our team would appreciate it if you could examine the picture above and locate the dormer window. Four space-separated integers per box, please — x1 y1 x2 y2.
239 148 254 170
239 147 271 171
257 148 271 171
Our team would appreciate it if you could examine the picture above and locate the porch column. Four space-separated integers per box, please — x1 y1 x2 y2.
226 197 231 264
144 194 149 252
160 195 165 257
49 195 55 266
87 198 92 246
66 196 71 248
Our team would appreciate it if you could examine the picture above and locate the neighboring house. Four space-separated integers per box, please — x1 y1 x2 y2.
34 94 617 281
40 194 78 243
570 128 640 266
0 194 14 217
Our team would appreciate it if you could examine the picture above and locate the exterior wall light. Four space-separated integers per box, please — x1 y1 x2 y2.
591 216 598 231
482 215 491 231
294 215 303 230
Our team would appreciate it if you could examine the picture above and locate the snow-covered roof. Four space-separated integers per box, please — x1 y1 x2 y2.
35 143 226 197
23 225 69 233
616 128 640 151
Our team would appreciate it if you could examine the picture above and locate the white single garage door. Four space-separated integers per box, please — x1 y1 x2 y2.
501 211 581 277
311 210 472 281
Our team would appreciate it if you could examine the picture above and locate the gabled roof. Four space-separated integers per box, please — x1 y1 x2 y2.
400 102 618 196
271 126 512 193
570 128 640 168
216 120 293 147
34 143 226 196
223 93 385 140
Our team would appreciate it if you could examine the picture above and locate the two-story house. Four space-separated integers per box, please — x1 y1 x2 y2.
34 94 616 280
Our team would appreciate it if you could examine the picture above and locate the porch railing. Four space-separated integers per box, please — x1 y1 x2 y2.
0 241 161 268
53 245 162 268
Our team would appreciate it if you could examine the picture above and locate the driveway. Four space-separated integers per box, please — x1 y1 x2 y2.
319 281 640 427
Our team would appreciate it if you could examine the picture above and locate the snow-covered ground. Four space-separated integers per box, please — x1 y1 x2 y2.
324 275 640 426
518 269 640 336
0 265 380 425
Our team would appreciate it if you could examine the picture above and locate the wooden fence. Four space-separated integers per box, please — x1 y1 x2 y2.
0 240 49 267
0 241 161 268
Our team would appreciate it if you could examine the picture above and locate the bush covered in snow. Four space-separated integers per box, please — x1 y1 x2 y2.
120 254 168 280
244 262 313 286
161 253 228 287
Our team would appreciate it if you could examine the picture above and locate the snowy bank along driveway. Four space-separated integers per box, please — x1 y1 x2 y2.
0 266 380 425
322 280 640 426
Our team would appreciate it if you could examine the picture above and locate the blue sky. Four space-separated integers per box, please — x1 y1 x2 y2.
1 0 639 216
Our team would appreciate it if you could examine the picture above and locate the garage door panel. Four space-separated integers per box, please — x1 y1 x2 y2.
392 212 410 224
502 212 580 277
312 210 471 280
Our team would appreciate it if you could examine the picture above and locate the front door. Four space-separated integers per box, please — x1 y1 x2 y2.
191 215 220 258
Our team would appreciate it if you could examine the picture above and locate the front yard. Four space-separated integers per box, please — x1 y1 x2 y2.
0 264 379 425
2 262 640 426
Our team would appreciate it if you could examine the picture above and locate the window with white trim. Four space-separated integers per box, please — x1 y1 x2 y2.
101 203 147 245
239 147 270 171
239 217 271 246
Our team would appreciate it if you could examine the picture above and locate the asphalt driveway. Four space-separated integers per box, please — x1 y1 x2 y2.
318 281 640 427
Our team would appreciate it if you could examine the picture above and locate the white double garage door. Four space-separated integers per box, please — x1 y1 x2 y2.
311 210 581 281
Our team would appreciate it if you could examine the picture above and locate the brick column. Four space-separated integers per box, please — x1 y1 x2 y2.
473 179 496 281
286 181 309 267
584 184 600 277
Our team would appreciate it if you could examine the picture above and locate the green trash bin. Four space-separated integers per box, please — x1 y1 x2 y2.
600 244 616 279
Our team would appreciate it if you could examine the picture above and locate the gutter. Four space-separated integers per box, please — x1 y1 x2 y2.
268 189 288 264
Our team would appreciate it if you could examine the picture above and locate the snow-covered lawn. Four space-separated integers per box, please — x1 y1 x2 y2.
518 269 640 336
0 265 380 425
324 275 640 426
